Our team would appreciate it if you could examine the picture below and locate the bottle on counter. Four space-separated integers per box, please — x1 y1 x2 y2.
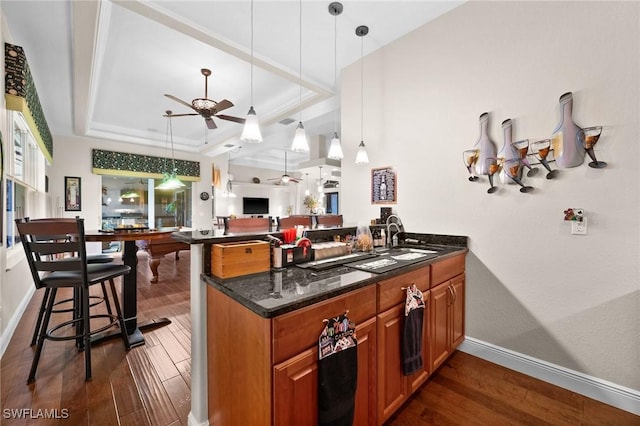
551 92 584 168
381 228 386 247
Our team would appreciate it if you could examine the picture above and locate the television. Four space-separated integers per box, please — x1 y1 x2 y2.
242 197 269 215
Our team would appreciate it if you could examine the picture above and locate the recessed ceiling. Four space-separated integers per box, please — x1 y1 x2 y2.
2 0 464 170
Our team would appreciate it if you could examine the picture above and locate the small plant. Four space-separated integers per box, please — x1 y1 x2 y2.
303 195 318 212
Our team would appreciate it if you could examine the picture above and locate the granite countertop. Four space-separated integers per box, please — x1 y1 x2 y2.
203 240 467 318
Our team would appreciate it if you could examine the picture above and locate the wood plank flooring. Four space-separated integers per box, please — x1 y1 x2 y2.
2 250 638 425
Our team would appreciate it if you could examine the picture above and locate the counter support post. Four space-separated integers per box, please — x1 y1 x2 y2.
188 243 209 426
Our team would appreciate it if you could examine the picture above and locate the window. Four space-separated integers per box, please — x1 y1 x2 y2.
101 176 192 231
5 113 45 249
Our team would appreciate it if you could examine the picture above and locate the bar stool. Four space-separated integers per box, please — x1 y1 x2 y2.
16 217 131 382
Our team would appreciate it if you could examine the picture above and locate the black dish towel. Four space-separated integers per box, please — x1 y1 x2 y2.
402 285 425 376
318 313 358 426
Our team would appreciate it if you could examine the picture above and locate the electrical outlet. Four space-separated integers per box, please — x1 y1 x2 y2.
571 218 588 235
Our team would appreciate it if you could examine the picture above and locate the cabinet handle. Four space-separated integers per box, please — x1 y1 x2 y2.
452 285 457 304
447 286 454 306
400 282 416 291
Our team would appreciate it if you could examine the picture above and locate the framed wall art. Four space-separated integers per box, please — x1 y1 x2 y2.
64 176 81 211
371 167 397 204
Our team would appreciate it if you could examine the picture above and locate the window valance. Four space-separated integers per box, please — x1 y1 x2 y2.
92 149 200 181
5 43 53 163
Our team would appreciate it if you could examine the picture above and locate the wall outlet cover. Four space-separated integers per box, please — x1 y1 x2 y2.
571 217 588 235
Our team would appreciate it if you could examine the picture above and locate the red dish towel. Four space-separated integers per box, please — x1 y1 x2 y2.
402 284 425 375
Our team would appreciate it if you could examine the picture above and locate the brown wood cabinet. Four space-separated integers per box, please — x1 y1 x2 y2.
273 316 377 426
376 267 430 425
430 253 466 372
207 252 466 425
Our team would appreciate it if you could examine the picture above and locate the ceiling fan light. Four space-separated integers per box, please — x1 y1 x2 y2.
192 98 216 111
281 174 291 184
291 121 309 152
328 132 344 160
355 141 369 165
240 106 262 143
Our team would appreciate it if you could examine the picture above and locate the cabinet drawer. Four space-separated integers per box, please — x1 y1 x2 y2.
272 285 376 364
377 267 429 312
431 253 465 287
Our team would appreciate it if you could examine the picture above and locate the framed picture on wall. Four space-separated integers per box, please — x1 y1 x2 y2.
64 176 81 211
0 131 4 245
371 167 397 204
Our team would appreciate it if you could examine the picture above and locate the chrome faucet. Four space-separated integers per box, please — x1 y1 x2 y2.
386 214 403 247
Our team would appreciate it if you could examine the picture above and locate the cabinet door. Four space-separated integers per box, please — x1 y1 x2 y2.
376 304 408 425
408 290 430 393
430 280 450 372
274 347 318 426
274 318 377 426
450 274 465 350
354 317 377 426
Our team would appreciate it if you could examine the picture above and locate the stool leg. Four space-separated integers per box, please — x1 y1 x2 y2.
28 288 57 383
82 286 92 381
100 281 114 317
108 278 130 349
31 288 51 346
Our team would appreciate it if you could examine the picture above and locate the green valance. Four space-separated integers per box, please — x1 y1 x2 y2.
5 43 54 163
92 149 200 181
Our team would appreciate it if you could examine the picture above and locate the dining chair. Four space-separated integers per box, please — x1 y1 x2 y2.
315 214 344 227
16 217 131 382
224 216 272 233
277 215 313 230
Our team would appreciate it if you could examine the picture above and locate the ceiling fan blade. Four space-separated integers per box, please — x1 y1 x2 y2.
205 117 217 129
267 178 282 181
290 178 302 183
214 99 234 113
165 113 199 117
165 94 195 110
216 114 245 124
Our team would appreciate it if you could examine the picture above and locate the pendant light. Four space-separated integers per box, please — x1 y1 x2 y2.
222 152 236 198
291 0 309 153
240 0 263 143
327 2 344 160
355 25 370 165
305 173 310 196
317 166 324 193
156 111 187 190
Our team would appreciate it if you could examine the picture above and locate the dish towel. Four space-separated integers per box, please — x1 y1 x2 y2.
402 284 425 376
318 313 358 426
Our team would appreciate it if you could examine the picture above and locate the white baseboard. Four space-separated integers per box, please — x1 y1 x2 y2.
187 412 209 426
0 285 35 357
459 337 640 416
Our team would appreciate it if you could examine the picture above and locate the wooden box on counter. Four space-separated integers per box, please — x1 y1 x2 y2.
211 240 270 279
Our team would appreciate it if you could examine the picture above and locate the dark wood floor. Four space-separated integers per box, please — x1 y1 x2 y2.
2 251 638 425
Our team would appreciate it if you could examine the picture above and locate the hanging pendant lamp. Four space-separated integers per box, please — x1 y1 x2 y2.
291 0 309 153
241 0 263 143
156 111 187 189
355 25 369 165
327 2 344 160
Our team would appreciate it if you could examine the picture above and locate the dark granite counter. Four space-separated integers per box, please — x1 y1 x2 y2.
203 241 467 318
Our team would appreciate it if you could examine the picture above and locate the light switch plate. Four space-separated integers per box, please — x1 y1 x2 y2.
571 218 588 235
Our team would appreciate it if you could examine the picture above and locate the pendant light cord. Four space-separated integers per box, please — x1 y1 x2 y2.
333 11 338 134
299 0 302 122
250 0 254 106
360 35 364 142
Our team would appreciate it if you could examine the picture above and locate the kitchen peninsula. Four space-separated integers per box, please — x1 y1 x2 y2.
173 227 467 425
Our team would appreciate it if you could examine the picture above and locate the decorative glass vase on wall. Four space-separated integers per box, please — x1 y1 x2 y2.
499 118 518 184
551 92 584 168
473 112 497 175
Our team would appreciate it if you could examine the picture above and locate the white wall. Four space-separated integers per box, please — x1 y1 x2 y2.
341 1 639 390
213 161 301 218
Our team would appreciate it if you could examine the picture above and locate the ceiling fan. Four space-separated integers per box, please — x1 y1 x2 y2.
164 68 245 129
268 151 302 184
